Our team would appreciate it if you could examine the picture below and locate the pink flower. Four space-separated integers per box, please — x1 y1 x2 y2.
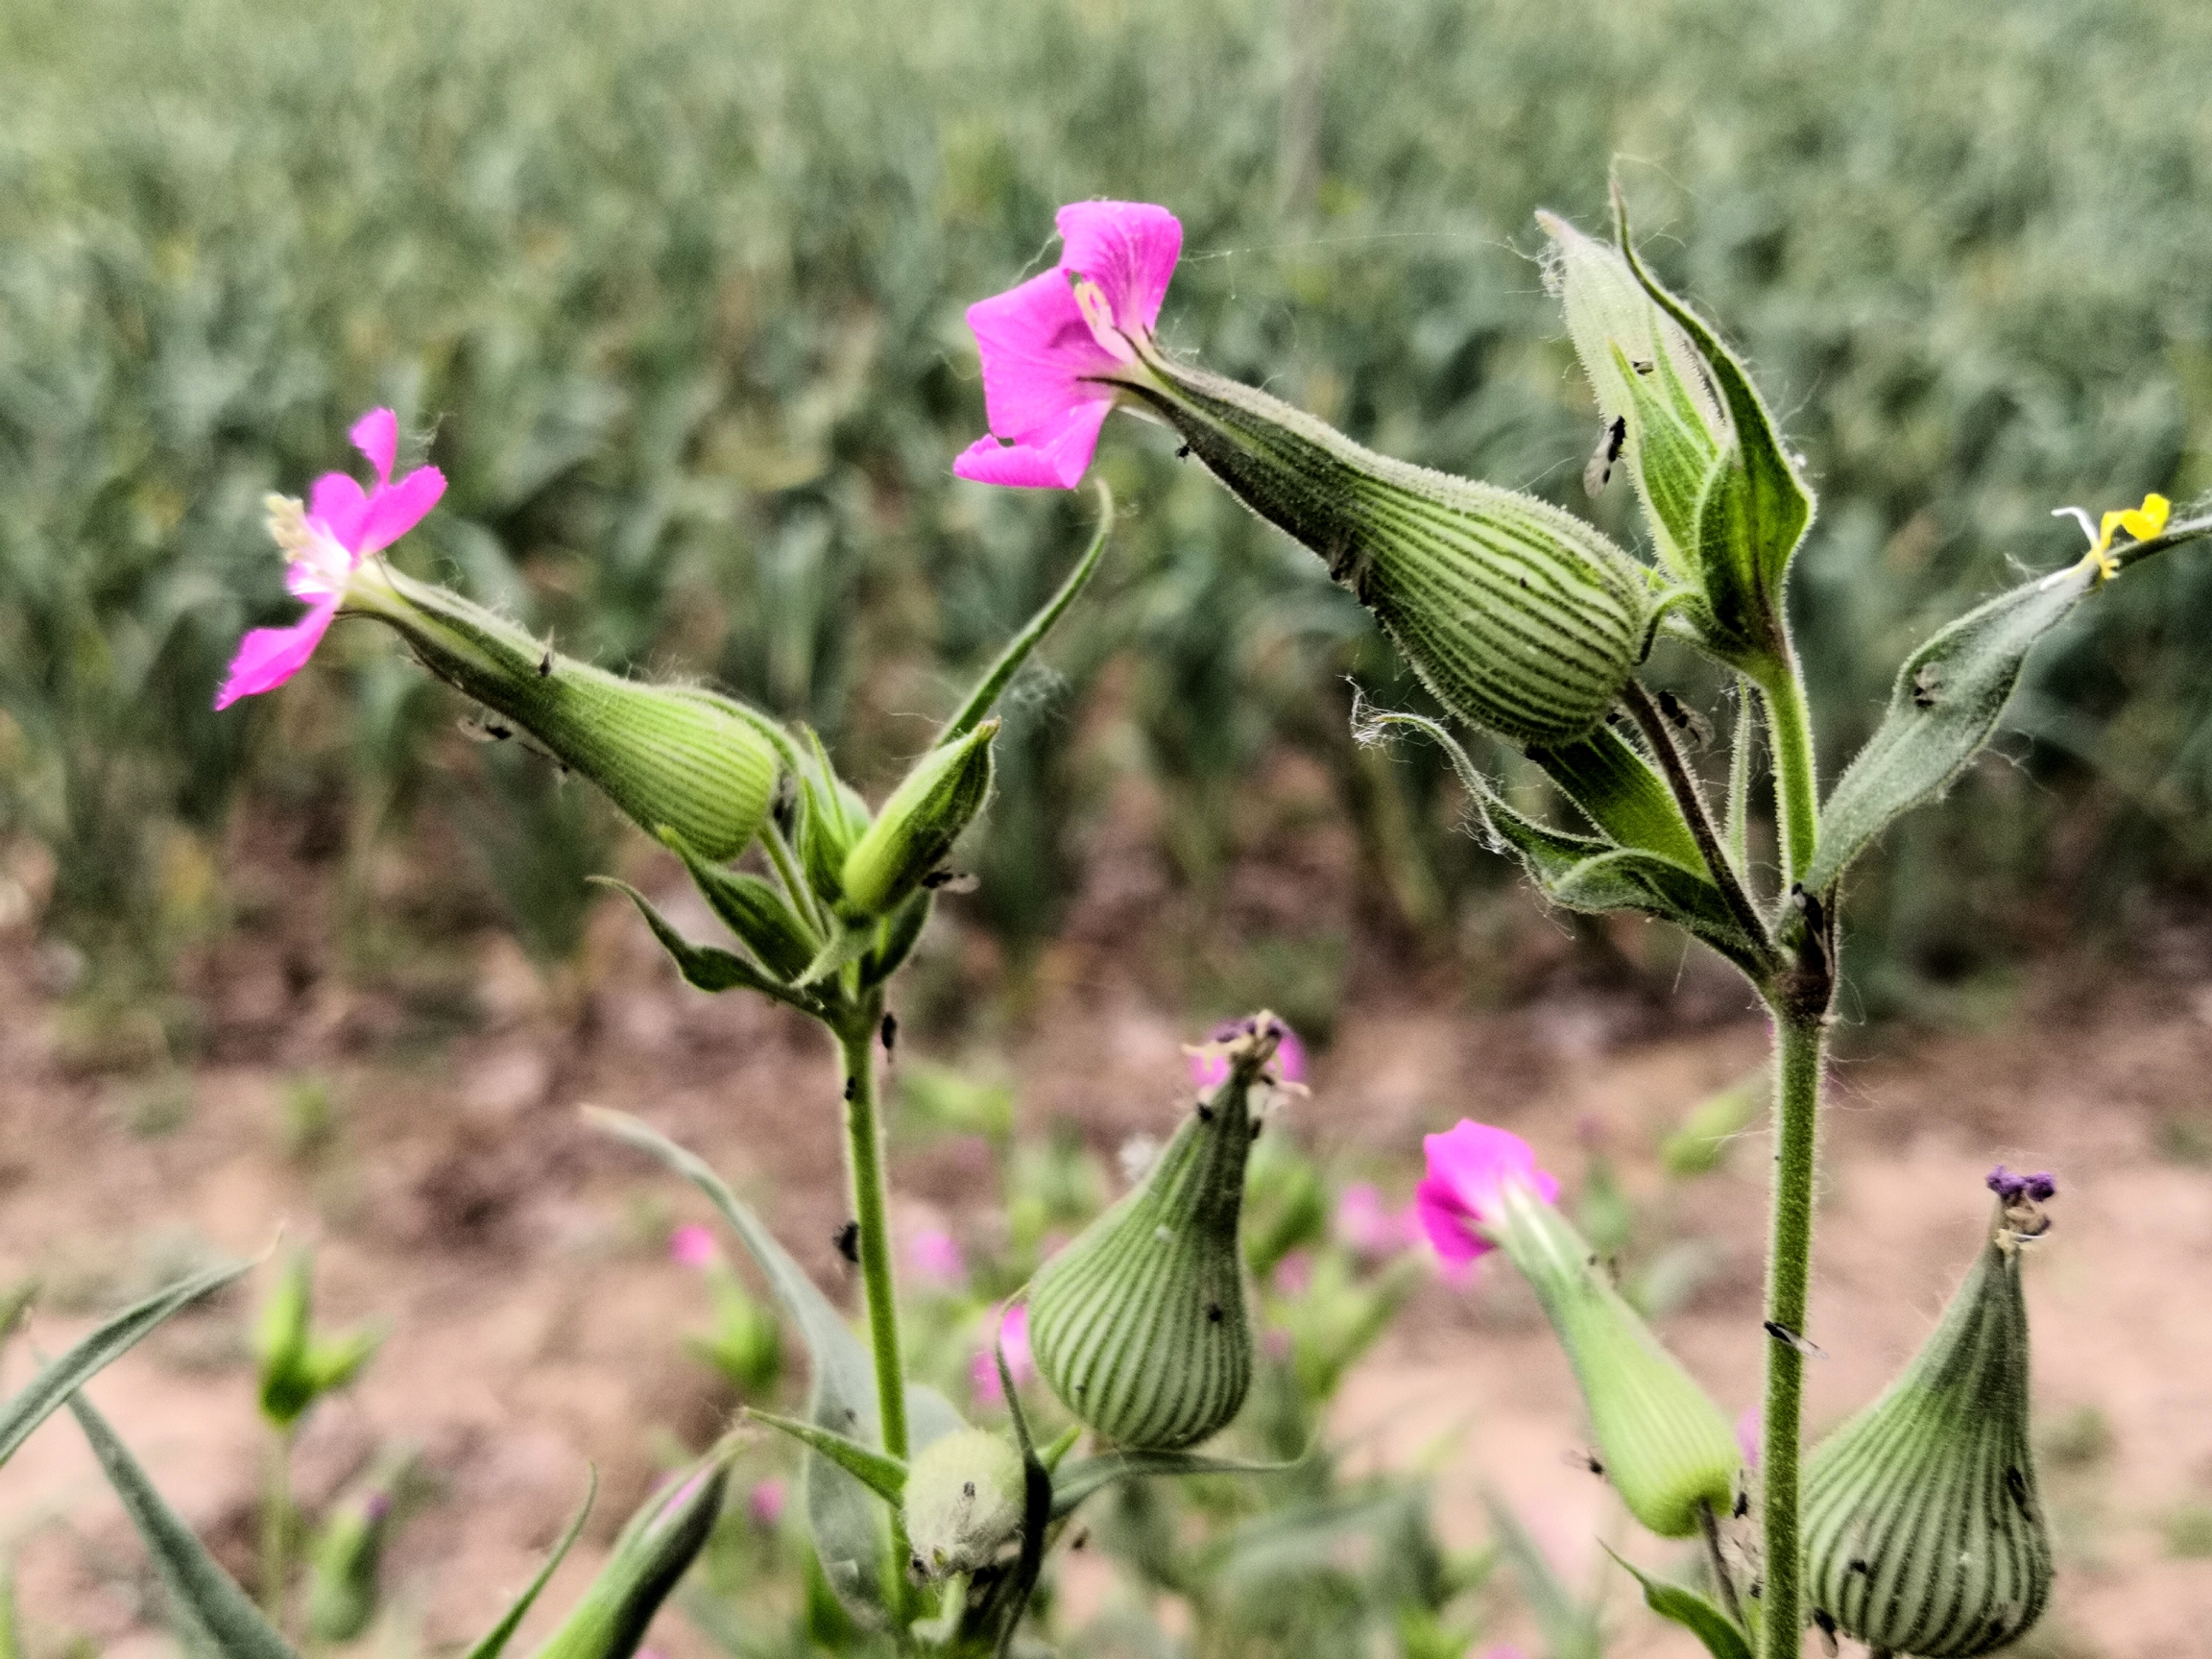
669 1223 718 1270
1190 1014 1308 1091
953 202 1182 489
748 1477 787 1528
970 1303 1034 1405
215 408 445 710
1736 1407 1763 1471
1334 1183 1420 1261
1415 1120 1559 1264
905 1228 966 1286
1270 1250 1313 1297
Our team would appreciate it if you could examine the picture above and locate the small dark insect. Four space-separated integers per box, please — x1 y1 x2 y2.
538 646 554 677
921 869 981 894
834 1221 860 1264
962 1480 976 1498
2005 1466 2033 1513
1847 1557 1870 1576
1733 1489 1750 1519
880 1011 899 1057
1764 1319 1826 1358
843 1075 858 1102
1583 415 1629 498
1912 661 1943 709
1812 1608 1839 1655
1206 1302 1224 1325
1070 1528 1090 1551
1196 1101 1214 1121
459 712 515 743
1176 443 1192 460
1562 1449 1605 1478
1630 358 1654 376
1657 688 1715 751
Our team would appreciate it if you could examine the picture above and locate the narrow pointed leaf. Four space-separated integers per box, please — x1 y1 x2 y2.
459 1470 597 1659
1 1258 252 1468
662 832 820 982
1603 1547 1751 1659
747 1410 908 1505
590 878 814 1009
938 479 1113 745
1806 563 2095 895
68 1391 300 1659
1527 726 1703 867
1049 1450 1304 1520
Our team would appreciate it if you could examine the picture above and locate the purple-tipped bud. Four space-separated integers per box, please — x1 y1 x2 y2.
1985 1166 2057 1203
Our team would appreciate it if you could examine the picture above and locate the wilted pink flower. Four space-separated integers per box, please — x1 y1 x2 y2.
1736 1407 1763 1471
1270 1250 1313 1297
970 1303 1034 1404
215 409 445 709
905 1228 966 1286
954 202 1181 489
669 1223 718 1270
1415 1120 1559 1264
748 1477 787 1528
1190 1014 1308 1091
1334 1183 1420 1261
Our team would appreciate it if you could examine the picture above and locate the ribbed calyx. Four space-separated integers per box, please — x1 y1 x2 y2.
1124 353 1655 748
344 564 778 862
903 1428 1028 1582
839 721 998 921
1803 1179 2055 1657
1490 1184 1740 1538
1026 1024 1278 1448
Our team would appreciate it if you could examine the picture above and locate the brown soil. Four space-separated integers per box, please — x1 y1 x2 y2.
2 870 2209 1658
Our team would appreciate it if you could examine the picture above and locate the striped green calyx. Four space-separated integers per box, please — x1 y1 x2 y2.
532 1442 736 1659
1124 352 1656 747
903 1428 1027 1582
838 721 998 921
1803 1174 2056 1657
343 563 779 862
1026 1022 1283 1448
1488 1183 1740 1537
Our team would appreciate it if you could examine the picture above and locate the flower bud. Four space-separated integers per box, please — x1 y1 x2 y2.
1803 1173 2056 1657
306 1453 412 1643
1124 356 1654 747
531 1445 735 1659
344 564 777 862
902 1428 1027 1581
1419 1123 1739 1537
837 722 998 921
1025 1022 1286 1448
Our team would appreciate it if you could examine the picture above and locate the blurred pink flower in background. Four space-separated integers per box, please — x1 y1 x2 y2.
1262 1327 1294 1362
1334 1182 1421 1260
1190 1014 1308 1091
1270 1250 1313 1297
1736 1407 1763 1471
669 1223 717 1270
1416 1120 1559 1264
970 1303 1033 1404
748 1477 787 1528
905 1227 967 1286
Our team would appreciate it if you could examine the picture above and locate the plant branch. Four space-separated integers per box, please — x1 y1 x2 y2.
258 1423 294 1632
1695 1497 1745 1636
1760 1008 1826 1659
1621 680 1775 967
1748 657 1819 891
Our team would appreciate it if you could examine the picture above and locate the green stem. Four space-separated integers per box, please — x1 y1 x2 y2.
1752 657 1818 890
260 1423 295 1631
836 999 914 1620
1761 1009 1825 1658
763 816 830 940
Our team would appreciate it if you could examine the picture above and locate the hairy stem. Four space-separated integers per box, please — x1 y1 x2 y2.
837 999 915 1619
1762 1009 1825 1657
1751 657 1819 890
1622 681 1774 964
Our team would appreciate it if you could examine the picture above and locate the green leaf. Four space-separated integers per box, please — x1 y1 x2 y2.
748 1409 908 1505
1806 561 2096 895
1482 1491 1601 1659
67 1390 300 1659
937 478 1113 745
1049 1449 1304 1521
1 1258 251 1469
1603 1546 1752 1659
858 890 931 989
589 878 818 1012
663 832 821 982
459 1470 597 1659
585 1109 964 1623
1527 725 1703 868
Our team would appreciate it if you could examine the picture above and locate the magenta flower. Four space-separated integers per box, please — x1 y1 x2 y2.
905 1227 967 1286
669 1223 718 1270
1190 1014 1308 1092
215 408 445 710
1415 1120 1560 1264
969 1302 1034 1404
1736 1407 1763 1471
1270 1250 1313 1298
1334 1182 1423 1261
953 202 1182 489
747 1477 788 1529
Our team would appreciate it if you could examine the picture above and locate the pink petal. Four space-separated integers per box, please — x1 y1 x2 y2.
310 472 372 554
966 268 1123 442
1415 1120 1558 1262
213 595 341 709
1056 202 1183 335
353 464 446 555
350 408 398 486
954 401 1111 491
668 1224 717 1269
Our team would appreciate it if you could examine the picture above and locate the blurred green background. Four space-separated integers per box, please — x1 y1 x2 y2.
6 0 2212 1021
